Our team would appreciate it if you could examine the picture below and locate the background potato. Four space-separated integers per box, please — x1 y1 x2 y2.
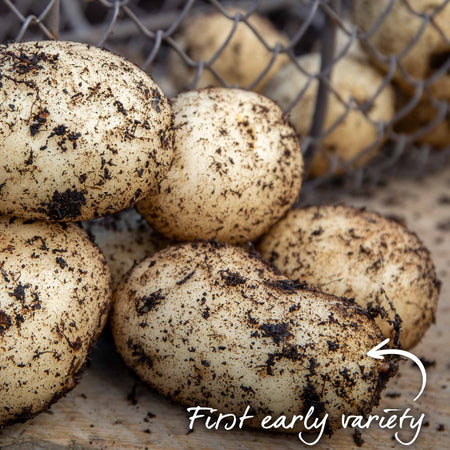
112 241 393 432
352 0 450 100
334 20 369 62
168 9 289 92
137 88 303 244
394 93 450 148
264 53 395 177
0 218 111 427
259 205 440 349
0 41 174 222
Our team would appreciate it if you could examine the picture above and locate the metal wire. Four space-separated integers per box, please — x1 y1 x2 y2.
1 0 449 191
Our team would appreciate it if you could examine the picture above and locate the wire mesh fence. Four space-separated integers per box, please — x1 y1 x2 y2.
1 0 449 192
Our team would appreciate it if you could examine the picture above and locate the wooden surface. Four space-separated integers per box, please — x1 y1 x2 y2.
1 167 450 449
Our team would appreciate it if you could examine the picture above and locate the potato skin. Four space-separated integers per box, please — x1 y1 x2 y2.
137 88 303 244
112 241 392 432
0 218 111 427
0 41 174 222
258 205 441 349
168 9 289 92
395 93 450 148
264 54 395 177
352 0 450 99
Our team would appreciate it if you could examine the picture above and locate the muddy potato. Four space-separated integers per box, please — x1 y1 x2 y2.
168 9 289 93
137 88 303 244
264 53 395 177
353 0 450 99
0 41 174 222
0 218 111 427
112 241 394 432
82 208 169 289
259 206 440 349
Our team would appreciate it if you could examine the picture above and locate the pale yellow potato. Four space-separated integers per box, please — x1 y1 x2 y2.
112 241 393 433
264 53 395 177
168 9 289 92
82 208 169 289
334 20 368 62
0 41 174 222
0 218 111 427
137 88 303 244
259 205 440 349
353 0 450 99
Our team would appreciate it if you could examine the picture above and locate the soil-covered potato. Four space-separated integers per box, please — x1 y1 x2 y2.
112 241 394 433
264 53 395 177
168 9 289 92
352 0 450 99
137 88 303 244
0 218 111 427
0 41 174 222
259 205 441 349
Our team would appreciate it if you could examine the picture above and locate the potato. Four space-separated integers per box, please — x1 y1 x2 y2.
258 205 440 349
112 241 394 432
0 218 111 427
352 0 450 99
395 94 449 148
82 208 169 289
0 41 174 222
264 53 395 177
137 88 303 244
168 9 289 92
334 21 368 62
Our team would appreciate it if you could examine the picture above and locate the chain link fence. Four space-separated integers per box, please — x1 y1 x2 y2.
1 0 449 192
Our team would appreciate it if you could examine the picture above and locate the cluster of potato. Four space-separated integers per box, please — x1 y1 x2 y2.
264 54 395 177
353 0 450 149
167 2 449 176
0 35 440 438
0 40 174 426
259 206 440 350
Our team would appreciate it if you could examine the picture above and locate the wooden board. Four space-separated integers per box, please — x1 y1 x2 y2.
1 167 450 449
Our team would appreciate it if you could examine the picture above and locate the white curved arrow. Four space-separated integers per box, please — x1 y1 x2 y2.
367 338 427 402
